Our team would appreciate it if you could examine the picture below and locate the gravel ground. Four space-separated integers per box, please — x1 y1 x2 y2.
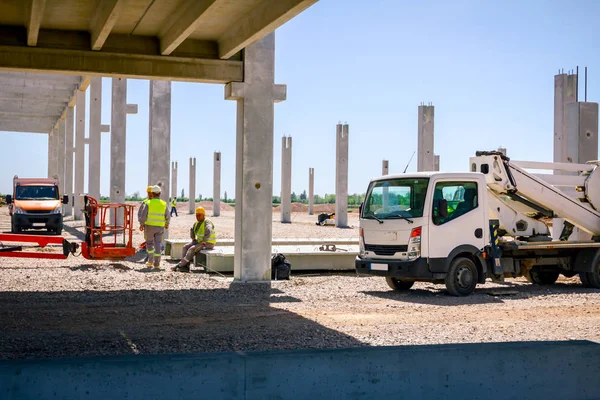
0 206 599 360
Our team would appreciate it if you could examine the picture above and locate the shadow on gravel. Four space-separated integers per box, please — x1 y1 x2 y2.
362 281 594 306
69 263 132 272
0 285 366 360
62 224 86 241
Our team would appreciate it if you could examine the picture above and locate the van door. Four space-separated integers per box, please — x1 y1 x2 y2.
428 179 486 264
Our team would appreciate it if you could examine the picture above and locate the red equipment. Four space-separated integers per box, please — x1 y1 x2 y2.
0 196 136 261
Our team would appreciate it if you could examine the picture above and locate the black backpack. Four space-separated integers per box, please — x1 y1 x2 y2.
271 253 291 280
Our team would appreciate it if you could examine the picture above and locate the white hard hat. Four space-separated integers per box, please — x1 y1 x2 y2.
151 185 161 194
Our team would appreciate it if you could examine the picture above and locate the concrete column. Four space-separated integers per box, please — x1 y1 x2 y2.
382 160 389 175
57 118 66 197
189 157 196 214
148 80 172 236
434 155 440 171
213 152 221 217
110 77 138 225
88 77 102 202
74 89 86 220
335 123 349 228
417 104 435 172
308 167 314 215
47 128 57 178
554 73 578 172
171 161 178 202
280 136 292 223
498 147 507 156
225 32 286 282
565 102 599 165
64 107 74 217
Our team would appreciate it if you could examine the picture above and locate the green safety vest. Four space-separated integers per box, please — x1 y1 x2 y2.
146 199 167 227
193 219 216 244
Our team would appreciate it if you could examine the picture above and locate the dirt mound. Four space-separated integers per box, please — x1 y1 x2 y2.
130 200 233 212
313 204 335 213
272 202 309 212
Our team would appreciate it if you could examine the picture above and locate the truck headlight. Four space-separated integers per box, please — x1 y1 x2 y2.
52 206 62 214
13 206 25 214
407 226 422 261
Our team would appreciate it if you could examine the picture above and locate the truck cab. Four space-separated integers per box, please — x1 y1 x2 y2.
5 176 69 235
356 172 489 296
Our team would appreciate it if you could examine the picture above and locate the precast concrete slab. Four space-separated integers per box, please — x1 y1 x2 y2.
1 341 598 399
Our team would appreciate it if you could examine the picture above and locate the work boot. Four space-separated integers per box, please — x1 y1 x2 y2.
145 261 153 268
172 261 190 272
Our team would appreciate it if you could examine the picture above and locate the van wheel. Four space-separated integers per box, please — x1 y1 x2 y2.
54 227 62 236
525 267 559 285
11 223 21 234
445 257 478 296
580 260 600 289
385 277 414 291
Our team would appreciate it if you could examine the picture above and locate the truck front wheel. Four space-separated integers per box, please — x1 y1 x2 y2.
525 267 559 285
445 257 478 296
580 261 600 289
385 277 414 291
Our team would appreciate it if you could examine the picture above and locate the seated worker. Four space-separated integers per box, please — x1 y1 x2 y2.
173 207 216 272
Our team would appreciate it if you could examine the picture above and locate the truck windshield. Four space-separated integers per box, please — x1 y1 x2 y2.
362 178 429 219
15 185 59 200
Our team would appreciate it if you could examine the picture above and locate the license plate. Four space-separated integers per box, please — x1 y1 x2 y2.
371 263 388 271
32 223 45 227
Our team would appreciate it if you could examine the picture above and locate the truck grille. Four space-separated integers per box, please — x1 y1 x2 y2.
365 244 408 256
25 210 51 214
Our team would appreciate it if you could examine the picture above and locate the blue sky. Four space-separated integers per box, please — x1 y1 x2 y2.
2 0 599 198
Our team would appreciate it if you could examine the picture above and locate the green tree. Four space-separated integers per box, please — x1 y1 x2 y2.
300 190 307 202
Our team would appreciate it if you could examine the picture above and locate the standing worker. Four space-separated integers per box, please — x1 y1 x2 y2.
139 185 170 269
137 185 154 257
173 207 216 272
170 197 178 217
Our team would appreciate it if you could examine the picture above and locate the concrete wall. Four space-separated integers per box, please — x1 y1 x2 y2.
1 341 598 399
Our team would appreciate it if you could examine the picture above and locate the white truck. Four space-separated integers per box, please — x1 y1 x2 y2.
355 151 600 296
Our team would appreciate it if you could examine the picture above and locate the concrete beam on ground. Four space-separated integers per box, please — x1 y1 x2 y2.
280 136 292 223
189 157 196 214
25 0 46 47
0 44 243 83
64 106 74 217
159 0 218 56
308 167 314 215
417 104 435 172
213 152 221 217
335 123 349 228
225 32 286 282
90 0 126 51
74 89 86 220
218 0 318 59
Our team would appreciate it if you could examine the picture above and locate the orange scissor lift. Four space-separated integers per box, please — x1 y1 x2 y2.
0 196 136 261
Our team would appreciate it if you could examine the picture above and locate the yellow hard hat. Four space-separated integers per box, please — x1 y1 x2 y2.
146 186 153 193
195 207 206 215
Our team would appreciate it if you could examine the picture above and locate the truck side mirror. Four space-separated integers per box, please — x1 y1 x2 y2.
438 199 448 218
5 195 12 204
62 195 69 204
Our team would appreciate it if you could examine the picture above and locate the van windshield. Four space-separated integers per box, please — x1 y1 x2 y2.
15 185 59 200
362 178 429 219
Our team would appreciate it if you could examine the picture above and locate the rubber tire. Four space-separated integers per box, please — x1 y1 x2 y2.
580 260 600 289
54 227 62 236
525 267 559 285
385 277 414 291
445 257 478 297
11 223 21 234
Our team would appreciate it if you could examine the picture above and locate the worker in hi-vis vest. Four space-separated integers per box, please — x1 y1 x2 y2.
138 185 170 268
173 206 216 272
137 185 154 262
170 197 178 217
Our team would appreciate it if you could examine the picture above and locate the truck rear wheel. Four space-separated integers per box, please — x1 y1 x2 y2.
579 261 600 289
445 257 478 296
385 277 414 291
525 267 559 285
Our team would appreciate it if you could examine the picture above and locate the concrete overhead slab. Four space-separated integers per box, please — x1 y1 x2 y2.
0 0 318 82
0 341 597 399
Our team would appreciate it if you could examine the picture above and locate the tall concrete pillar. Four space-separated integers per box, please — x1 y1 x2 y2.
64 107 74 217
74 89 86 220
554 73 578 171
213 152 221 217
225 32 286 282
57 118 66 195
88 77 102 202
434 155 440 171
171 161 178 201
335 123 349 228
280 136 292 223
565 102 599 165
189 157 196 214
110 77 138 225
417 104 435 172
148 80 172 236
498 147 507 156
47 128 57 178
382 160 389 175
308 167 314 215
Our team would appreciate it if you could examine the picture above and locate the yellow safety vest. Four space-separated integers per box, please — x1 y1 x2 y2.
146 199 167 227
171 199 177 207
193 219 216 244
